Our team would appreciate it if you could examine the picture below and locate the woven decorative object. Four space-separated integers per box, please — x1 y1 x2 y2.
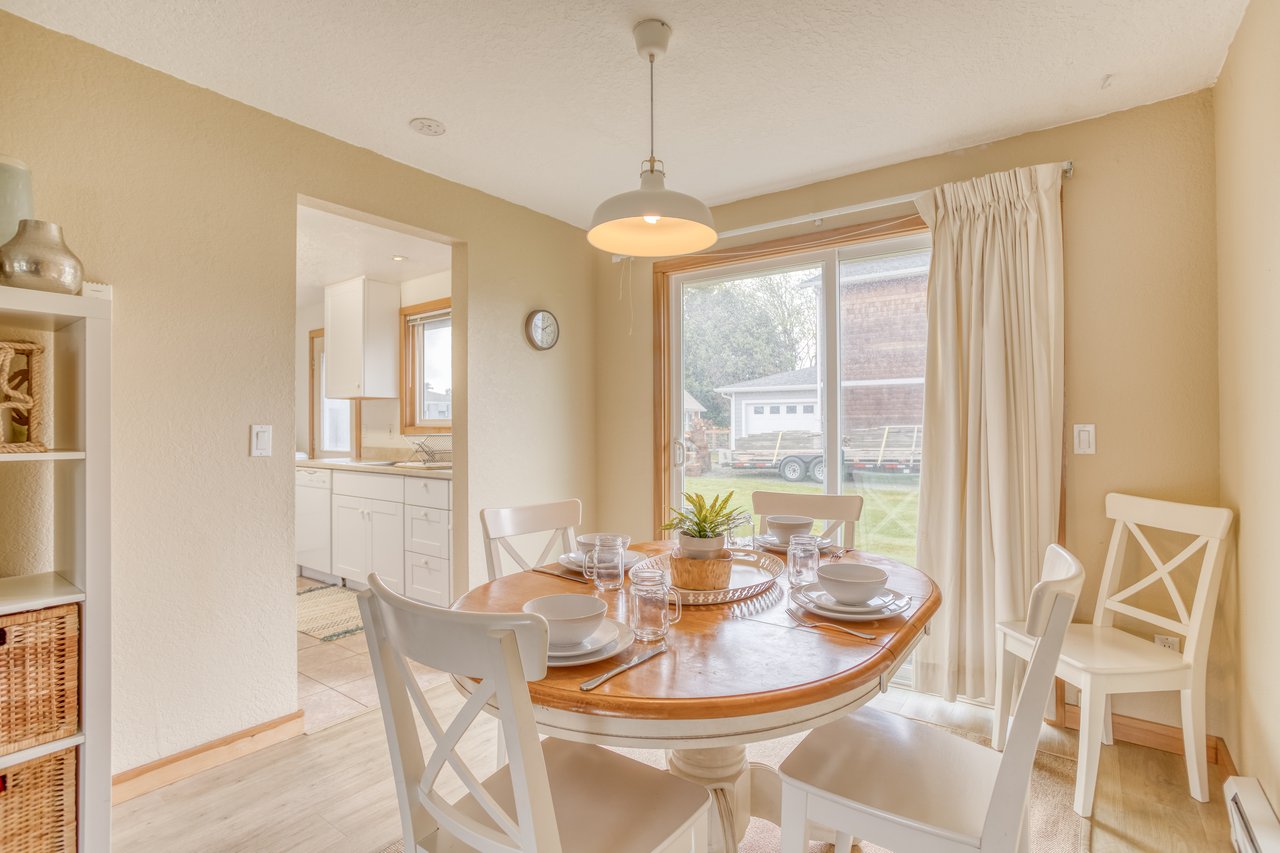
669 551 734 591
0 746 77 852
0 604 79 757
0 341 45 453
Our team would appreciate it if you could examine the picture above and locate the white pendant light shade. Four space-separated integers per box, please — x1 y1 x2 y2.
588 169 716 256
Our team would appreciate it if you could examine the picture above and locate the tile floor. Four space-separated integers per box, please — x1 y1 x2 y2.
297 577 450 734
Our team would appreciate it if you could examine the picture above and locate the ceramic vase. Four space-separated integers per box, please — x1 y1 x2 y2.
0 220 84 295
678 532 725 560
0 157 33 245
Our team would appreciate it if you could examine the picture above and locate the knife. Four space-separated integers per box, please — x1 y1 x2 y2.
579 643 667 691
531 567 591 584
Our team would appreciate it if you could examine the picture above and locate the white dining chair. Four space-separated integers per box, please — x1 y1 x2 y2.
991 493 1233 817
358 574 712 853
751 491 863 547
480 498 582 582
779 545 1084 853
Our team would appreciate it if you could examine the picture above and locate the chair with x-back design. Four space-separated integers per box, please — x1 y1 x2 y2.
991 493 1234 817
358 574 711 852
480 499 582 582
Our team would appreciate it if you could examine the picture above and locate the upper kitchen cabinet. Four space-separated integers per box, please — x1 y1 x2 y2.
324 276 400 398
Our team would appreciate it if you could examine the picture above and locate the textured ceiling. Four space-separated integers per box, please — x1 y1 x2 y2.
2 1 1249 229
296 205 451 306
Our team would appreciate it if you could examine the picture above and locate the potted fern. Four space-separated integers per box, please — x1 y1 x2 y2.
662 491 750 560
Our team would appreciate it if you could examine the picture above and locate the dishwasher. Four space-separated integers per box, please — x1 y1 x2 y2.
295 466 333 578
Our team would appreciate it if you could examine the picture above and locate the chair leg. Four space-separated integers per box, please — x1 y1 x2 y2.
1181 688 1209 802
992 637 1015 751
780 783 810 853
1074 684 1106 817
1102 695 1114 746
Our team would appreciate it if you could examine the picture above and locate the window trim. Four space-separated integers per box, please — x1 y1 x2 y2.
399 297 453 436
308 328 361 459
650 214 929 535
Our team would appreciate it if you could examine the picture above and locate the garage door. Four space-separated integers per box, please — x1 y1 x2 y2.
743 401 820 436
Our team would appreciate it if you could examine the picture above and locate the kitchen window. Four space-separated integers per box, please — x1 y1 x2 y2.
400 298 452 434
309 329 356 458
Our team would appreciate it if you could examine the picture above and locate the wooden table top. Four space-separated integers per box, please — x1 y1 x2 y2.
453 541 940 721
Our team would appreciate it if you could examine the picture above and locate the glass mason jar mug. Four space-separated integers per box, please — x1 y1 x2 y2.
787 534 820 586
627 566 682 641
584 534 626 590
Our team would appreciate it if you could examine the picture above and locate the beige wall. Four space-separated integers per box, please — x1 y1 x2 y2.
0 12 596 772
595 92 1225 731
1216 0 1280 802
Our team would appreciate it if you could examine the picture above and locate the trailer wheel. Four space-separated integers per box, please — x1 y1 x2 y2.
809 458 825 483
779 456 807 482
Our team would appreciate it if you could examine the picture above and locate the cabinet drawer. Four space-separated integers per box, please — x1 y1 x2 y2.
406 553 450 607
295 467 331 488
333 471 403 502
403 476 450 510
405 505 450 558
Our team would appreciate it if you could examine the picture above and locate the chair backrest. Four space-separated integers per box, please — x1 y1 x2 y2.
480 498 582 581
982 545 1084 848
358 575 563 852
1092 493 1233 673
751 491 864 547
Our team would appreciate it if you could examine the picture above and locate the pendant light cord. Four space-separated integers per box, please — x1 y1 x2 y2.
648 54 656 167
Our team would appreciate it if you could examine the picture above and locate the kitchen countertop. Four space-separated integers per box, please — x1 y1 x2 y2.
295 458 452 480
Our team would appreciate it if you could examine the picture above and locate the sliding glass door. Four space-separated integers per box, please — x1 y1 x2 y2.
669 234 930 563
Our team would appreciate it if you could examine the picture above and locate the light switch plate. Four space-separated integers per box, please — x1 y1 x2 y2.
250 424 272 457
1073 424 1096 455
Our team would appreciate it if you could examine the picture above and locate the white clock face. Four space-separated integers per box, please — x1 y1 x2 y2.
528 310 559 350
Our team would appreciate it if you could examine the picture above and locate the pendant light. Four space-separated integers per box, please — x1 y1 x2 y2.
587 19 716 258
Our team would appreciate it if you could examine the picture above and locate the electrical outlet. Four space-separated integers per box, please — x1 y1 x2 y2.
1155 634 1181 653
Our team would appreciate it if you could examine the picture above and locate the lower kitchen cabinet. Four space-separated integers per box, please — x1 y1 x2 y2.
331 493 405 594
406 552 450 606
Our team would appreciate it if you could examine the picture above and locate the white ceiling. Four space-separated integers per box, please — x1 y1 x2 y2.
5 1 1249 229
296 205 451 307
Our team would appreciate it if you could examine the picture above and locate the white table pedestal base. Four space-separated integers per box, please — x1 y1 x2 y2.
667 747 842 852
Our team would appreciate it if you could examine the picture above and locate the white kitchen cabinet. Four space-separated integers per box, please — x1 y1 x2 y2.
331 493 405 594
295 467 332 576
323 276 400 399
405 504 450 559
406 552 450 606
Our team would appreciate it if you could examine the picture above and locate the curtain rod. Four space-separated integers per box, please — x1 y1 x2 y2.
612 160 1073 261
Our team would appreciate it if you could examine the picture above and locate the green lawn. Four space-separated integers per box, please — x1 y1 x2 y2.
680 469 921 565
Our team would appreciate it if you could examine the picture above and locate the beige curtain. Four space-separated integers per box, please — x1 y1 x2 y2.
913 163 1065 702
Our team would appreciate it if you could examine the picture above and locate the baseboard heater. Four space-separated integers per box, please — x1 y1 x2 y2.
1227 777 1280 852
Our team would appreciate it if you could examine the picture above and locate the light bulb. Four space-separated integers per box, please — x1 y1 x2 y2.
643 215 662 224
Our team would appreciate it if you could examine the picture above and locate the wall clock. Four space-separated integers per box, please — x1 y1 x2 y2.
524 309 559 351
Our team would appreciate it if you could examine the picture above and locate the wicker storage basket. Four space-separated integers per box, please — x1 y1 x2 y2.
0 746 77 851
0 604 79 757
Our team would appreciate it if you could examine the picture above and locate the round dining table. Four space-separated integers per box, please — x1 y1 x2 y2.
452 540 940 852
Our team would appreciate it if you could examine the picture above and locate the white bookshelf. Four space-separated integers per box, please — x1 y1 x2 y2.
0 288 110 851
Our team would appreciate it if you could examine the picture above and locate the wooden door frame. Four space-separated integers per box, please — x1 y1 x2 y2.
650 214 928 535
308 328 362 460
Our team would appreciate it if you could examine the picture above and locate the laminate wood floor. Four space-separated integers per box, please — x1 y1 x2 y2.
112 685 1233 852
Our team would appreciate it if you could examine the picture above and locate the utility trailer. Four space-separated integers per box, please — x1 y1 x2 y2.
726 425 922 482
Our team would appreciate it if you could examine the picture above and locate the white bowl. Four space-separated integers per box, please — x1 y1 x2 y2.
816 562 889 605
765 515 814 545
576 532 632 554
522 594 608 647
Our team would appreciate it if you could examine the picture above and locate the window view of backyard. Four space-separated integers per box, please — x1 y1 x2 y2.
678 245 930 565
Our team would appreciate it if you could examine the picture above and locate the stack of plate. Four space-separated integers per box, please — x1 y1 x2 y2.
558 550 647 572
754 534 836 553
545 618 635 667
790 583 912 622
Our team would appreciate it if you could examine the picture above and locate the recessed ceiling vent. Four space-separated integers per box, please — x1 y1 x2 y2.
409 117 446 137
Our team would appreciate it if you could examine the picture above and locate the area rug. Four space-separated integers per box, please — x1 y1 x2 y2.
375 716 1087 852
297 583 364 641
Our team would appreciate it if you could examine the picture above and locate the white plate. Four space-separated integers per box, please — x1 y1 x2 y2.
789 588 912 622
546 619 636 667
559 550 647 571
547 621 620 657
756 534 834 553
794 583 909 614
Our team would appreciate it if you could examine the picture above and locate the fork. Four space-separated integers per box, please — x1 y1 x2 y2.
786 607 876 640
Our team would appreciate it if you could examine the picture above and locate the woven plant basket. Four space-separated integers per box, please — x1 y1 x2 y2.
0 746 77 852
0 604 79 757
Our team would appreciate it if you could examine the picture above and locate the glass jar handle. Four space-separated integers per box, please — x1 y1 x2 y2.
668 588 682 624
583 548 597 579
